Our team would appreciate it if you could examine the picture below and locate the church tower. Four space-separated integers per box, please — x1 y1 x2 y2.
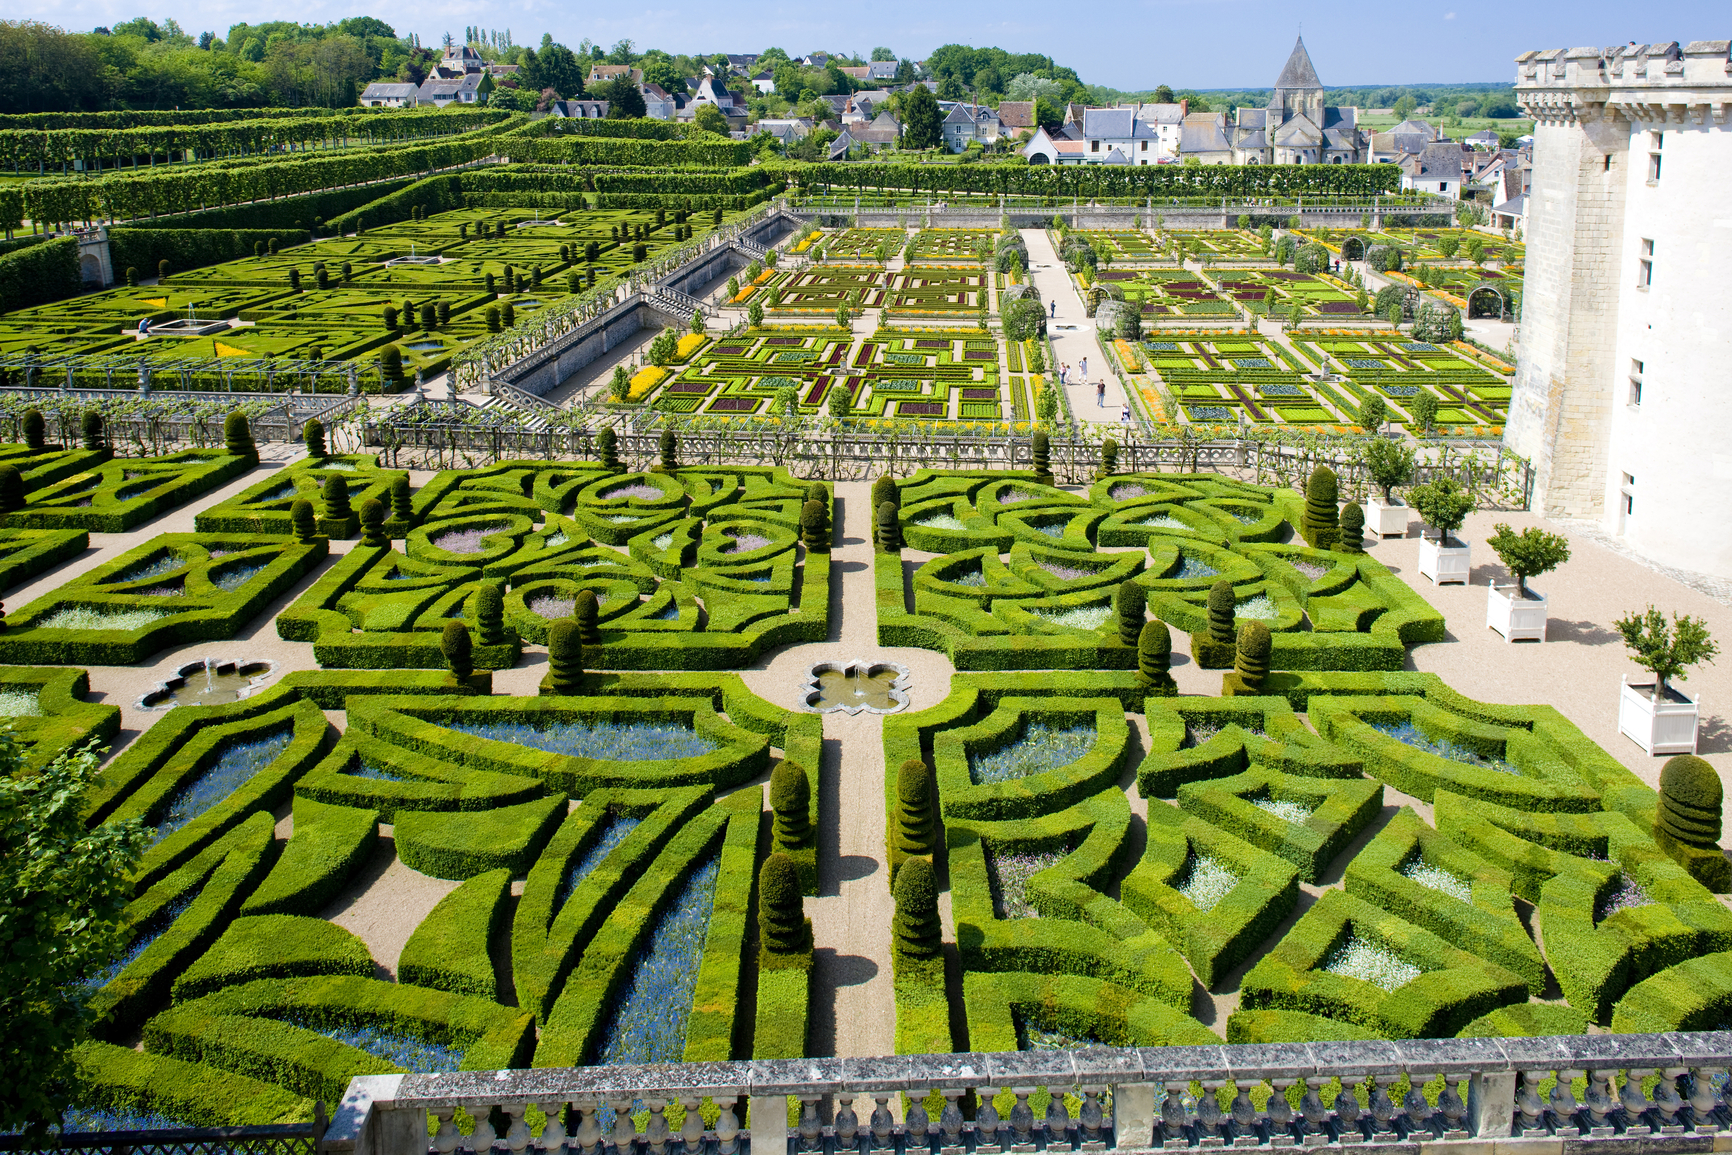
1271 35 1324 123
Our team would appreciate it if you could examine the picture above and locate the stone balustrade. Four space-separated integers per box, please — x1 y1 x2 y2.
325 1033 1732 1155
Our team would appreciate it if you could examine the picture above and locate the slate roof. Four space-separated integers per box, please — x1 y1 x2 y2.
1274 35 1322 90
828 128 853 160
550 99 608 118
997 101 1036 129
942 105 976 126
1181 113 1232 155
1406 141 1468 180
1139 102 1186 125
867 61 899 79
855 110 903 144
361 82 419 101
1082 108 1138 138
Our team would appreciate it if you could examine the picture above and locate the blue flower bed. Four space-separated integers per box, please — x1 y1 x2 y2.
111 553 186 585
1187 406 1232 421
1383 385 1420 397
82 891 201 994
597 853 721 1066
970 723 1097 785
1403 343 1439 352
1370 720 1516 775
1344 358 1387 369
151 730 295 845
292 1019 464 1073
447 719 718 762
344 761 410 782
1020 1014 1108 1051
553 813 643 916
1172 555 1219 580
1232 357 1274 369
1259 383 1303 396
213 563 267 592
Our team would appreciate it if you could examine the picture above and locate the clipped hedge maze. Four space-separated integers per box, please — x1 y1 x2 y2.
6 450 251 533
876 469 1441 670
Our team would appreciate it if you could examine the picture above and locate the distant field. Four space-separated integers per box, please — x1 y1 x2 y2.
1357 112 1533 141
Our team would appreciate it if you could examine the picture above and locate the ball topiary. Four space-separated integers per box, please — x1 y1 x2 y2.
1137 620 1176 695
1114 580 1146 648
1339 502 1365 554
321 475 351 522
224 411 257 463
871 473 899 513
1207 580 1236 645
0 465 23 513
758 853 806 954
1302 465 1340 550
1235 620 1272 689
799 499 830 553
893 856 942 960
876 500 902 553
440 621 473 681
595 427 621 471
770 761 812 848
805 482 828 507
389 475 412 524
1659 755 1723 848
357 498 387 546
546 618 584 694
303 418 326 459
895 758 936 861
475 581 505 646
289 498 317 542
21 409 45 451
571 589 602 645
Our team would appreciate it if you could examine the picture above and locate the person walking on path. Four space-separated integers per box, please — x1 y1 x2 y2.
1060 363 1069 387
1120 402 1132 425
1050 300 1056 320
1080 355 1088 379
1096 380 1106 408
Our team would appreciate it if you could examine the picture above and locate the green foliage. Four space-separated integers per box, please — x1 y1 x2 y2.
0 464 21 512
595 427 620 471
895 758 937 867
1362 437 1416 501
1485 523 1569 595
290 499 316 543
546 618 584 693
303 419 326 459
1301 465 1339 550
223 412 256 463
1137 620 1175 695
1113 580 1145 647
171 915 372 1003
1339 502 1365 554
1236 620 1272 688
0 237 79 316
440 620 473 680
1659 755 1723 848
876 500 902 553
1409 390 1440 432
0 735 148 1137
398 869 510 999
758 853 806 955
893 855 942 959
572 589 601 645
770 760 812 848
871 473 900 512
474 582 505 646
1407 474 1473 541
1357 394 1386 431
1614 605 1718 698
1207 579 1236 645
356 498 386 547
320 474 351 522
799 499 830 552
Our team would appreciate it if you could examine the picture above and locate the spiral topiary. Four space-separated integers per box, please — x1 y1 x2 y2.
657 429 679 472
1114 580 1146 648
876 500 902 553
1032 429 1053 486
440 621 473 681
595 427 621 472
1137 620 1176 694
475 581 504 646
223 411 257 464
546 618 584 694
893 856 942 960
1097 437 1119 480
799 499 830 553
770 761 812 848
321 475 350 522
573 589 601 645
1302 465 1340 550
21 409 44 451
303 419 326 460
289 498 317 542
357 498 387 546
1339 502 1365 554
759 853 806 954
895 758 936 863
1207 579 1236 645
82 411 104 452
1235 620 1272 689
871 473 899 513
1659 754 1723 849
389 475 411 524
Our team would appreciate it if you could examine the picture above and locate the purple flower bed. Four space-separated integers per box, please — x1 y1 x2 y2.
725 533 772 553
707 397 760 412
916 339 951 348
1038 559 1096 581
898 402 945 417
964 351 996 360
764 337 804 346
528 594 576 620
598 484 662 501
1597 873 1655 923
431 525 506 554
1111 484 1148 500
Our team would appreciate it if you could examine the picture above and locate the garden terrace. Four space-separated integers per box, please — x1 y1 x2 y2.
887 268 990 318
1203 269 1365 319
1141 337 1350 427
1290 335 1512 430
905 228 1000 262
817 228 907 259
1091 270 1233 318
763 267 888 313
1160 229 1270 261
1299 227 1526 268
1080 229 1168 263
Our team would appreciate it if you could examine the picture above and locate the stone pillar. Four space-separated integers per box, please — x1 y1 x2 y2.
749 1095 788 1153
1111 1083 1158 1150
1467 1070 1516 1139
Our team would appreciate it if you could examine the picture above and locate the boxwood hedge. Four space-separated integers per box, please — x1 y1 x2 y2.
398 868 512 999
172 915 375 1002
4 449 250 533
0 664 120 771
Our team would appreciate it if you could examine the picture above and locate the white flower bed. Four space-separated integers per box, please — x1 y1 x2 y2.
38 606 174 632
1031 604 1114 631
917 513 969 532
1324 935 1424 991
0 688 43 717
1252 798 1313 825
1235 594 1278 620
1175 853 1239 912
1401 858 1473 903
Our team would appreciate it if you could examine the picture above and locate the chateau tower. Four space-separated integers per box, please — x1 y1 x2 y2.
1272 36 1324 124
1505 40 1732 577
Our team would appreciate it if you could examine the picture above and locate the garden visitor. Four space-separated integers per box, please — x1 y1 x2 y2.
1120 402 1132 424
1080 356 1088 378
1059 363 1069 386
1049 300 1056 319
1096 380 1106 408
137 317 151 338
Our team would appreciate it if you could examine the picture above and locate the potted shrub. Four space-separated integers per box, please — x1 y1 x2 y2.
1362 437 1416 539
1407 474 1475 585
1615 606 1719 755
1484 524 1570 642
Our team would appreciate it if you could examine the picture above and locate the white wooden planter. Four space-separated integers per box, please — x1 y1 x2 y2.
1417 536 1471 585
1366 496 1410 538
1619 677 1701 756
1486 581 1547 642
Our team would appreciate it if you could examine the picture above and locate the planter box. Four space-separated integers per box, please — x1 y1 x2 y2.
1619 677 1701 756
1367 496 1410 538
1486 582 1547 642
1417 535 1471 585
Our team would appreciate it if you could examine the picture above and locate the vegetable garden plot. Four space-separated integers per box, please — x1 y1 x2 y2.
1304 227 1526 267
1093 269 1231 316
887 267 988 316
1145 337 1343 425
1161 229 1268 260
819 228 907 259
767 267 888 312
1205 268 1364 317
1080 229 1163 262
1293 336 1510 426
906 228 998 261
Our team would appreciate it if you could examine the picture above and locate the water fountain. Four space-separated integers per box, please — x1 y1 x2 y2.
149 303 228 337
800 659 911 715
138 658 276 710
384 242 442 268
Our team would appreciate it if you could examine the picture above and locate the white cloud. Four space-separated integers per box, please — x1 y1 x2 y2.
1444 10 1456 17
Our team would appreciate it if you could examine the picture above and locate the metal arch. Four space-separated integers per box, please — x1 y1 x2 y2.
1465 280 1513 320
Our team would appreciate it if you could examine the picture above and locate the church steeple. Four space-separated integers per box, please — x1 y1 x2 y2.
1272 34 1323 121
1274 35 1322 91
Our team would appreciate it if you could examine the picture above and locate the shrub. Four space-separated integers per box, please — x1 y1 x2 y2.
658 429 679 471
357 499 386 547
799 499 830 553
1409 391 1439 432
1407 475 1473 543
876 500 902 552
303 419 326 459
572 589 601 645
1614 605 1718 701
1236 621 1272 688
388 475 411 525
895 758 937 869
1339 503 1365 554
223 412 257 464
759 853 806 954
320 475 350 522
1114 580 1145 647
1137 621 1176 695
1659 754 1723 848
546 618 583 693
474 582 505 646
893 856 942 960
1357 395 1386 431
770 760 812 847
22 408 45 451
1302 465 1339 550
1099 438 1119 479
440 621 473 680
397 869 510 999
1032 430 1052 485
0 465 22 512
1485 523 1569 596
289 499 316 542
871 473 899 512
595 427 620 471
82 411 103 451
1207 580 1235 644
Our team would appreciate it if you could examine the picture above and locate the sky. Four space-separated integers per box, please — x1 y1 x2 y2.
22 0 1729 90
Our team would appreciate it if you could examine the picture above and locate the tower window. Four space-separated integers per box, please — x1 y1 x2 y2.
1648 152 1662 182
1638 239 1654 288
1629 359 1643 406
1621 473 1636 519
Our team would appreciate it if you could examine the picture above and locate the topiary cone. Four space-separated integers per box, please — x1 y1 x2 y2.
303 418 326 459
1114 580 1146 647
389 475 412 524
1032 430 1053 486
321 474 350 522
893 855 942 960
475 581 504 646
0 465 23 513
799 499 830 553
289 498 317 543
440 621 473 681
1339 502 1365 554
547 618 584 694
1137 620 1174 692
595 427 621 471
1659 754 1723 848
81 411 104 452
224 411 258 464
895 758 936 860
1303 465 1340 550
1235 620 1272 689
573 589 602 645
770 761 812 848
876 500 902 553
759 853 806 954
357 498 386 546
658 429 678 472
21 408 44 451
1207 580 1236 645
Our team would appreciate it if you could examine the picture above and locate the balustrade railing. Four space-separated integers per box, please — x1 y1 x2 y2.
323 1034 1732 1155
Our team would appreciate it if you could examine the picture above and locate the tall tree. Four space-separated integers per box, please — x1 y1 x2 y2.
902 83 941 149
535 43 584 99
870 46 895 61
600 75 645 118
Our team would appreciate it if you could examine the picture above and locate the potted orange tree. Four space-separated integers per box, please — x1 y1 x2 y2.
1484 524 1569 642
1408 473 1475 585
1616 606 1717 755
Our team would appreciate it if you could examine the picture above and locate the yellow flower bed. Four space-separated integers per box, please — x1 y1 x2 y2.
1451 341 1515 374
1137 380 1167 422
142 298 168 308
626 365 667 402
214 341 250 358
674 334 708 361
